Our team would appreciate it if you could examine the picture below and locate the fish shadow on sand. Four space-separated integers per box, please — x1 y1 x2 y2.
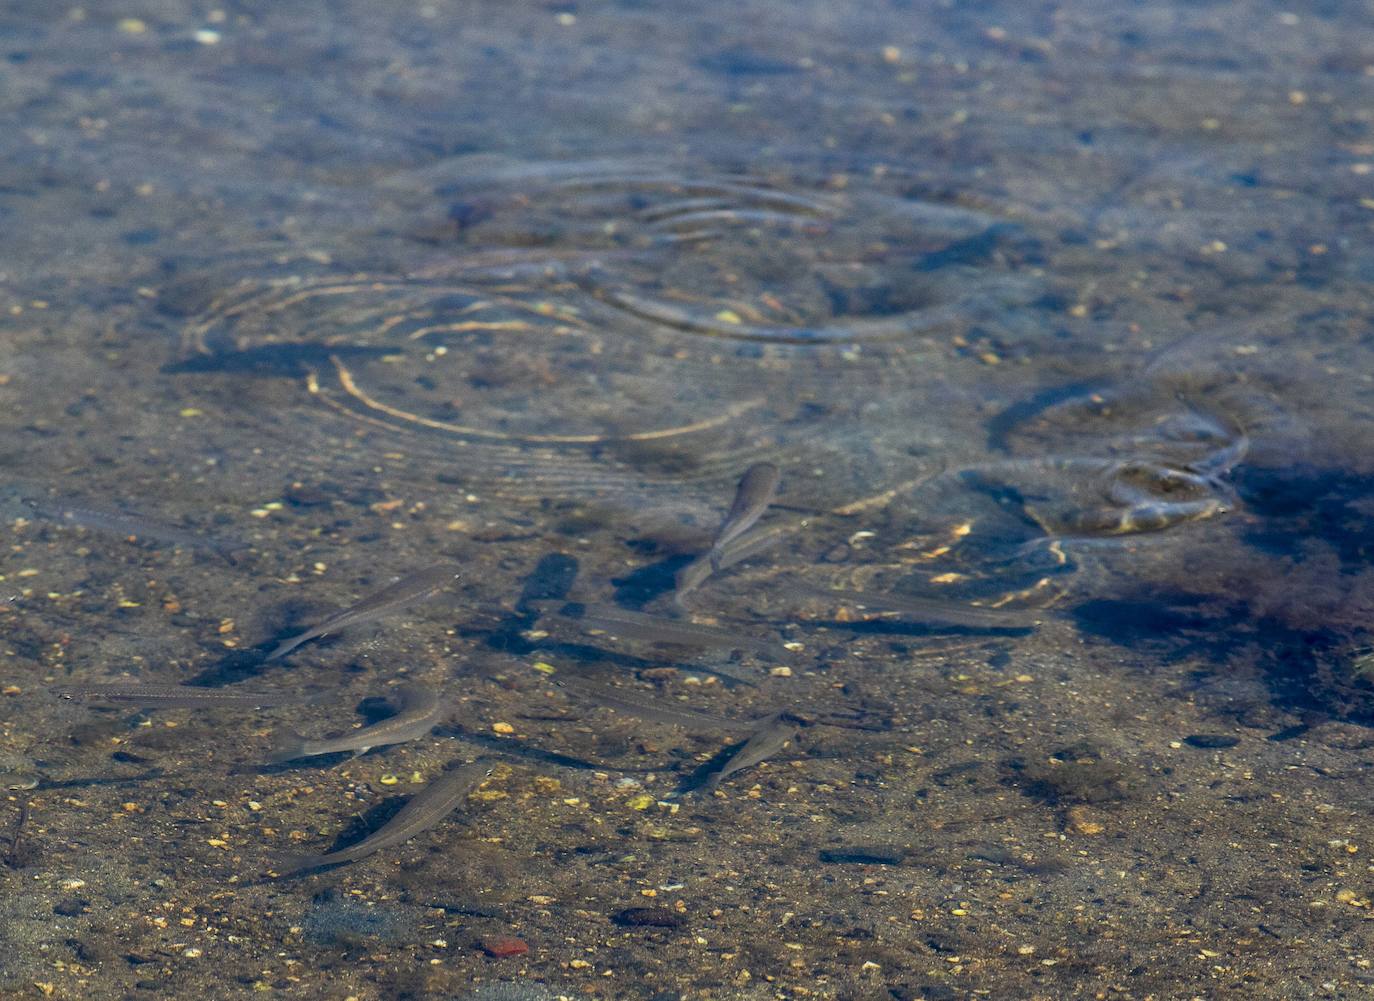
163 343 397 378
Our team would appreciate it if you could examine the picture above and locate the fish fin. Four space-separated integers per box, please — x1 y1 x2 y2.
265 728 309 764
263 640 293 662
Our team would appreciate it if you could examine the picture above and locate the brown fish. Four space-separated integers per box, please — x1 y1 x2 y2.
266 682 445 763
674 519 792 605
22 495 245 562
52 682 321 709
709 463 780 570
550 674 762 734
271 759 493 876
266 564 460 660
796 584 1044 629
706 713 802 790
556 602 782 657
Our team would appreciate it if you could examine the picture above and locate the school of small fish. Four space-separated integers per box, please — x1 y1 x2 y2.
31 463 1052 877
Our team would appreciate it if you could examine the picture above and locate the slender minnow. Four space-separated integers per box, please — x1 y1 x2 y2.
675 519 794 604
266 564 460 660
706 713 802 790
550 674 762 734
21 496 244 562
271 759 492 876
796 585 1045 629
267 682 444 763
556 602 782 656
52 682 320 709
709 463 780 570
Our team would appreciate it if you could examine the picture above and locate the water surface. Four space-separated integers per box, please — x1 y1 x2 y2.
3 2 1374 998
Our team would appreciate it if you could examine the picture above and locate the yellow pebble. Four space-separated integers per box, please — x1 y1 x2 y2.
492 721 515 735
379 774 399 785
627 793 655 811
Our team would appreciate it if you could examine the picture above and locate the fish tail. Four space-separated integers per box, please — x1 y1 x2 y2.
269 851 321 877
265 728 309 764
265 631 310 661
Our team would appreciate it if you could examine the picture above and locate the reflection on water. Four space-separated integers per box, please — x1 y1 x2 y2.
4 1 1374 997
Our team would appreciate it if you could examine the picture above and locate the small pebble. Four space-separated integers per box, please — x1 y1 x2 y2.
1065 804 1104 836
480 936 529 958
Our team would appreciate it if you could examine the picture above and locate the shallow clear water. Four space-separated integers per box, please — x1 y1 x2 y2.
3 3 1374 998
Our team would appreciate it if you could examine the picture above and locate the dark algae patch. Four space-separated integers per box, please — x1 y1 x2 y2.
6 0 1374 998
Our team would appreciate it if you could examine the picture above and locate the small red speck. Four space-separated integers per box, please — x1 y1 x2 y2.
480 936 529 958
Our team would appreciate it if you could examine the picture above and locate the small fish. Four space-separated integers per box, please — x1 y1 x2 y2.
266 564 460 660
558 602 782 657
674 519 792 604
21 496 244 562
706 713 802 790
267 682 444 763
709 463 780 571
52 682 320 709
271 759 492 876
797 585 1044 629
550 674 762 734
0 771 40 792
